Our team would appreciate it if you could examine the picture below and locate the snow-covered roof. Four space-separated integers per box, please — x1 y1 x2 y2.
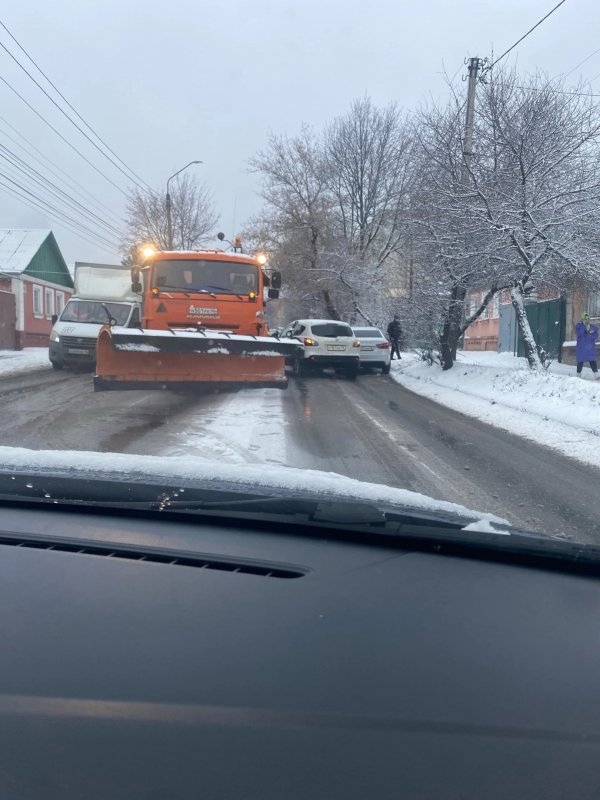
0 229 51 273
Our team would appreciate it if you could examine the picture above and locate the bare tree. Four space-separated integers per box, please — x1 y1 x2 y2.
249 127 341 318
325 98 414 265
470 70 600 368
121 173 218 257
412 69 600 369
250 101 415 326
411 96 501 368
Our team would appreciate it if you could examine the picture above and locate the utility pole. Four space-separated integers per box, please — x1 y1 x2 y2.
460 57 484 186
166 191 173 251
165 160 203 249
440 55 485 370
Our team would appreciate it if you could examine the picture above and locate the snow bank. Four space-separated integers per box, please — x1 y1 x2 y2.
392 351 600 467
0 348 50 378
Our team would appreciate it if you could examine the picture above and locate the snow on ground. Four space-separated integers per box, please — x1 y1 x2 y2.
169 387 287 466
0 348 50 378
391 350 600 468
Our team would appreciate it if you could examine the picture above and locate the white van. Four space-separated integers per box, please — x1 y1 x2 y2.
49 263 141 370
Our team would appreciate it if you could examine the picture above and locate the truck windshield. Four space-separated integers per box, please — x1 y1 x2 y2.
60 301 132 325
152 259 258 294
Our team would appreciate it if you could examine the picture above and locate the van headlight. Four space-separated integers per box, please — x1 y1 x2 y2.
49 330 60 343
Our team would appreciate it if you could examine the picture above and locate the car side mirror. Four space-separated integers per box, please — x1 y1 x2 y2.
132 281 142 293
285 330 293 338
271 271 282 289
272 330 280 339
268 288 280 299
51 314 58 325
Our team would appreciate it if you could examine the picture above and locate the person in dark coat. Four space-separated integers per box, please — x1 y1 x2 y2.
575 313 600 379
387 315 402 360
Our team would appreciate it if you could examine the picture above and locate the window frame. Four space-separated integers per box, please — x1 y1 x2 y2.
56 291 65 316
33 285 44 318
44 287 55 319
491 295 500 319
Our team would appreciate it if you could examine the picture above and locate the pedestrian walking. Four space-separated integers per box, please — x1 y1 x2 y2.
387 315 402 360
575 312 600 379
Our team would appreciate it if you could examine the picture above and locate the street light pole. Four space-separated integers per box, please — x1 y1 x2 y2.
165 160 203 249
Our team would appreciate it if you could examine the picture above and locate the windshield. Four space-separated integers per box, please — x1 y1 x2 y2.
59 301 132 326
353 328 384 338
152 259 258 294
0 0 596 554
311 323 354 337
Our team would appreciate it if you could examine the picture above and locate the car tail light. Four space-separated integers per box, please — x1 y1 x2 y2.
377 342 390 349
304 337 319 346
353 340 362 348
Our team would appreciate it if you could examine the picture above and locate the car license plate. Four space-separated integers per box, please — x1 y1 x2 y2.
362 346 375 351
67 348 89 355
327 345 346 351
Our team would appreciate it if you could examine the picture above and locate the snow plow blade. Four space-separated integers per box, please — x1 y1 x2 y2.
94 327 301 391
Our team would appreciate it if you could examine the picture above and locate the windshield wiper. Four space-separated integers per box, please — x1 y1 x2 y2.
154 285 192 296
2 473 599 575
192 285 245 300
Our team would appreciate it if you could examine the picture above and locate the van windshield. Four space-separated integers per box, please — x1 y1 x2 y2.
60 301 132 325
152 259 258 294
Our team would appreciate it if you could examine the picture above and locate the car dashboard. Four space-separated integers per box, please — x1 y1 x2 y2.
0 501 598 799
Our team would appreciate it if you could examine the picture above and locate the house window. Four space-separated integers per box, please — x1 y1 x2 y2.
45 288 55 318
588 292 600 318
33 285 43 318
492 295 500 319
467 292 479 318
56 291 65 315
481 303 489 320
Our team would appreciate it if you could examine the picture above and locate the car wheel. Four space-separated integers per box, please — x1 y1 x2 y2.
293 358 309 378
382 363 391 375
51 361 64 370
346 366 359 381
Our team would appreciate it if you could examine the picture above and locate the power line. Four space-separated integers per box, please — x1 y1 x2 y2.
0 167 118 249
0 182 118 252
0 113 125 227
0 17 151 192
0 142 127 239
485 0 569 72
561 46 600 80
0 71 128 197
0 171 119 251
515 85 600 97
0 28 148 192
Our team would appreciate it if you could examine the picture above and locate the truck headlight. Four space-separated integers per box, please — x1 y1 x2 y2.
49 330 60 343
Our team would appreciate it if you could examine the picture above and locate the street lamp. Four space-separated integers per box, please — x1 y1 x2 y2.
166 160 203 249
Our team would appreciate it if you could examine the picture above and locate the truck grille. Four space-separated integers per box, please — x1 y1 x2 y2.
61 336 96 358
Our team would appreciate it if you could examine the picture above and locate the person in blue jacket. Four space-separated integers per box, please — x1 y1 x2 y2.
575 312 600 379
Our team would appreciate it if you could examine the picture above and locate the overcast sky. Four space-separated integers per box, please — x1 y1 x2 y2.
0 0 597 265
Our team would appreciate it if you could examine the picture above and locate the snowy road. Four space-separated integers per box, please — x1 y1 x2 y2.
0 366 598 540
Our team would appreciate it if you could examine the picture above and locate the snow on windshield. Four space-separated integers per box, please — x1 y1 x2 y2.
0 445 508 530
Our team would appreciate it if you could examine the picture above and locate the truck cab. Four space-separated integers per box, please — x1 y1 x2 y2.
48 262 142 370
134 250 279 336
49 299 140 369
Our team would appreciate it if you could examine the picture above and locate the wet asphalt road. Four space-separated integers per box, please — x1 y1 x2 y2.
0 366 599 541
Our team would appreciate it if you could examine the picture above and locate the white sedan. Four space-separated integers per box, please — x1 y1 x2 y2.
352 326 391 374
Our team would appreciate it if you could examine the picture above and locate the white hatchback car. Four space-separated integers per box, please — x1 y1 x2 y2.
352 326 392 374
280 319 361 379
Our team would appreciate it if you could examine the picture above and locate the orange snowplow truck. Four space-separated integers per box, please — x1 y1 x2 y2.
93 249 300 391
